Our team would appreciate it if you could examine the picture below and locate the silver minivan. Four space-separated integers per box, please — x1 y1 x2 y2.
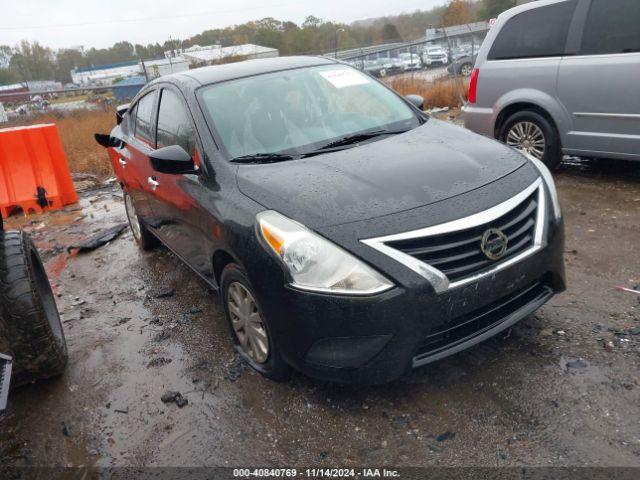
463 0 640 169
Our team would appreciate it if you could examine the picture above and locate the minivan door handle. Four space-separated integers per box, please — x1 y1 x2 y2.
147 176 159 191
118 158 127 168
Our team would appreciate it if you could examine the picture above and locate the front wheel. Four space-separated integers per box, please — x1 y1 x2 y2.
220 264 291 381
123 191 158 251
499 110 563 170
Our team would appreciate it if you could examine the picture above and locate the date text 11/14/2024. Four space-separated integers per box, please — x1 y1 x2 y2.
233 468 401 478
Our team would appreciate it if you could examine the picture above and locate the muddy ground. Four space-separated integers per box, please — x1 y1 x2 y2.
0 158 639 468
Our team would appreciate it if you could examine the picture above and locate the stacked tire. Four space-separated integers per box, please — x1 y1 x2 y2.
0 222 67 387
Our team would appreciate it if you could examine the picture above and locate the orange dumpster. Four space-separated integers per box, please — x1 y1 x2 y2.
0 123 78 219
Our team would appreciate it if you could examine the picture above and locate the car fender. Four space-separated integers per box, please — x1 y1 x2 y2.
493 88 571 145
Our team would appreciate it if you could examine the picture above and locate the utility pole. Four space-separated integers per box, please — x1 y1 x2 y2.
334 28 345 58
140 59 149 82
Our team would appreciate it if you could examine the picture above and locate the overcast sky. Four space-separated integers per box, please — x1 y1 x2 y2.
1 0 447 50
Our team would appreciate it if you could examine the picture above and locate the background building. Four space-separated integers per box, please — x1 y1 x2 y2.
176 44 279 66
71 61 140 85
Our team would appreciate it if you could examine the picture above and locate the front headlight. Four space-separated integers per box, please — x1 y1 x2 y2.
525 154 562 221
256 211 394 295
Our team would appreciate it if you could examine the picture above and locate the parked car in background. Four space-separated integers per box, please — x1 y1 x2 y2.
450 45 474 62
448 53 477 77
363 59 387 77
381 57 404 75
422 46 449 68
98 56 565 384
463 0 640 169
398 53 422 71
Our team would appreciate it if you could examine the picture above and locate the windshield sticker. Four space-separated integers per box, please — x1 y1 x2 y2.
319 69 370 88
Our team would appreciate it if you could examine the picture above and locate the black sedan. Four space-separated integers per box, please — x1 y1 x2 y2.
99 56 565 384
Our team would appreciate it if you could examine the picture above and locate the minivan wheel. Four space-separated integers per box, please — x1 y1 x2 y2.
220 264 291 381
123 192 158 251
500 110 562 170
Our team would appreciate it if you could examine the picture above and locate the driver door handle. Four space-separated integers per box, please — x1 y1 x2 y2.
147 176 159 191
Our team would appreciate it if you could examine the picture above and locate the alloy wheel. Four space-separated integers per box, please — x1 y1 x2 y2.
124 194 142 241
227 282 269 364
506 121 546 160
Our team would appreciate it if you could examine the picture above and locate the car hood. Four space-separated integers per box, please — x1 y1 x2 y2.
236 119 528 228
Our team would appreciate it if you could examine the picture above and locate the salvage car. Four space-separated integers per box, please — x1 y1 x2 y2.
363 59 387 78
97 56 565 384
463 0 640 169
398 53 423 71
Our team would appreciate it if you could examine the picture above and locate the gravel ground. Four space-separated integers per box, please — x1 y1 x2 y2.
0 156 639 469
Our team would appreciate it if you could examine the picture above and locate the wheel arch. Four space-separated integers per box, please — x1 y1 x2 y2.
212 249 237 288
495 102 560 140
492 89 570 146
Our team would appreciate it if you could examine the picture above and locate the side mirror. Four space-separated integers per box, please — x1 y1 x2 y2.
150 145 197 175
94 133 125 149
405 94 424 110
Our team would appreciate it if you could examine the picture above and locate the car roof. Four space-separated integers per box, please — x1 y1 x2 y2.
166 56 338 86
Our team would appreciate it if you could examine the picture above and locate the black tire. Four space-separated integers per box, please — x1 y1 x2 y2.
220 264 291 381
499 110 563 171
123 191 159 251
0 231 67 385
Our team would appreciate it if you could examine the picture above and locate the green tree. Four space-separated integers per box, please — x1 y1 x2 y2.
0 68 19 85
9 41 55 81
55 48 85 83
380 23 401 41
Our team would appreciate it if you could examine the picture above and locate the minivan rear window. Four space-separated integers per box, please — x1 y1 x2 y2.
488 0 577 61
581 0 640 55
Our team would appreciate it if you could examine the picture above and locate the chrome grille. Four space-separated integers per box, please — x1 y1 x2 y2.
386 190 538 282
361 179 546 293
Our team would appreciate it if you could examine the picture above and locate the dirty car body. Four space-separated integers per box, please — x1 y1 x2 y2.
103 56 565 384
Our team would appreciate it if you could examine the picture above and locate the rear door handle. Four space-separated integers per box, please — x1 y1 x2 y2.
147 176 159 191
118 158 127 167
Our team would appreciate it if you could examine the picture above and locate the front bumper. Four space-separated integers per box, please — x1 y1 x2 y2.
252 219 565 385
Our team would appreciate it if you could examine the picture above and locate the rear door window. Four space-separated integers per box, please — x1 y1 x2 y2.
488 0 577 60
580 0 640 55
134 92 156 144
156 89 196 155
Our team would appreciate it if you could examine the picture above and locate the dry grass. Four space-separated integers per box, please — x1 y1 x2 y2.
3 108 115 178
386 76 469 110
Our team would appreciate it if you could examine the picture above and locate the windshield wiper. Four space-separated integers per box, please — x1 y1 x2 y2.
230 153 295 164
316 129 409 151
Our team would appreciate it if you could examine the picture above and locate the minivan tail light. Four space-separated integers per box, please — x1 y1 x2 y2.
468 68 479 104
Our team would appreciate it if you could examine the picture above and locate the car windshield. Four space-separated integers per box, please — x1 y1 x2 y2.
198 64 420 159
